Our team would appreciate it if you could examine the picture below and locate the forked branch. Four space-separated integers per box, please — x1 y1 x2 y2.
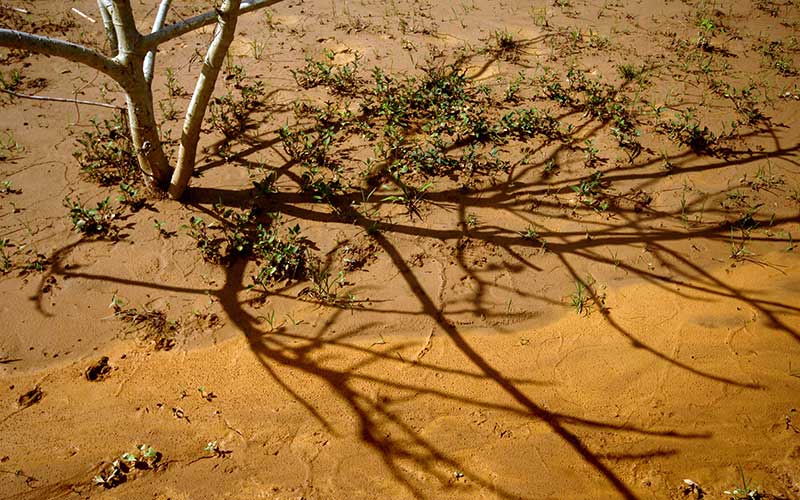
140 0 281 50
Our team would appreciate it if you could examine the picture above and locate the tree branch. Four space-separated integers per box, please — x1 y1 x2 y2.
141 0 282 51
96 0 118 56
144 0 172 85
0 30 120 79
169 0 243 198
109 0 140 61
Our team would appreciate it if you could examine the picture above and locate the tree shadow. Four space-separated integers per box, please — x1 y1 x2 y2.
25 42 800 499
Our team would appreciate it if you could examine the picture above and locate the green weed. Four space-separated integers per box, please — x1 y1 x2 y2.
299 260 357 307
93 444 162 488
208 69 267 139
723 465 761 499
73 113 138 186
64 197 120 237
569 275 606 315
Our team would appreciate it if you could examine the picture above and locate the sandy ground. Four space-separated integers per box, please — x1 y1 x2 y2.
1 0 800 498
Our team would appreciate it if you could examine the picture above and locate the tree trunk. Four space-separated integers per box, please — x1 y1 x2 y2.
121 59 173 190
168 0 242 199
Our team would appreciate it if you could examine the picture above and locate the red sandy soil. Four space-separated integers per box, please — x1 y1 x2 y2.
1 0 799 499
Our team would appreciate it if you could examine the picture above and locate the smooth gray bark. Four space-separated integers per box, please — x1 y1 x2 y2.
169 0 242 199
0 0 278 198
144 0 172 86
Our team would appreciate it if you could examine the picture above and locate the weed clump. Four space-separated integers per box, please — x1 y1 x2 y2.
112 299 179 351
208 65 267 139
93 444 162 489
73 112 138 186
292 50 363 95
64 196 121 237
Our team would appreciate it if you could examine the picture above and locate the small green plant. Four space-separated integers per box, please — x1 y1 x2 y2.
117 182 146 211
198 386 216 401
93 444 161 489
185 216 225 263
292 50 362 95
382 179 432 219
583 139 600 166
658 110 717 152
465 212 478 229
251 222 310 286
723 466 761 499
493 29 525 62
0 239 48 275
299 260 357 307
729 228 754 261
568 275 606 315
208 67 266 138
0 69 23 93
203 440 231 458
248 38 266 60
520 225 547 250
503 71 526 102
0 130 23 161
164 68 184 97
570 279 589 314
616 63 646 83
64 197 120 237
73 113 138 186
571 171 609 211
754 39 798 76
153 219 174 239
251 169 278 196
543 159 559 177
748 163 784 191
0 179 20 195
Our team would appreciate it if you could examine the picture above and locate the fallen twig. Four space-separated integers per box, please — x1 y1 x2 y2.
0 88 124 109
70 8 96 23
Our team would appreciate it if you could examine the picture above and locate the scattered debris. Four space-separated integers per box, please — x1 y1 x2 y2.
85 356 111 382
17 386 43 409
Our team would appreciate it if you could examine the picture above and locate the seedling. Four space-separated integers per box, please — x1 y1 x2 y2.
493 29 525 62
0 130 22 161
503 71 526 102
73 113 138 186
208 69 267 139
723 465 761 499
568 275 606 315
299 261 357 307
198 386 216 401
248 38 266 60
658 110 718 152
382 179 433 219
203 440 231 458
153 219 174 239
251 222 310 286
729 228 754 261
616 63 645 83
748 163 784 191
93 444 161 489
583 139 600 166
118 182 146 211
0 179 20 195
292 51 362 95
64 197 120 237
571 171 609 211
543 159 559 177
519 226 547 250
